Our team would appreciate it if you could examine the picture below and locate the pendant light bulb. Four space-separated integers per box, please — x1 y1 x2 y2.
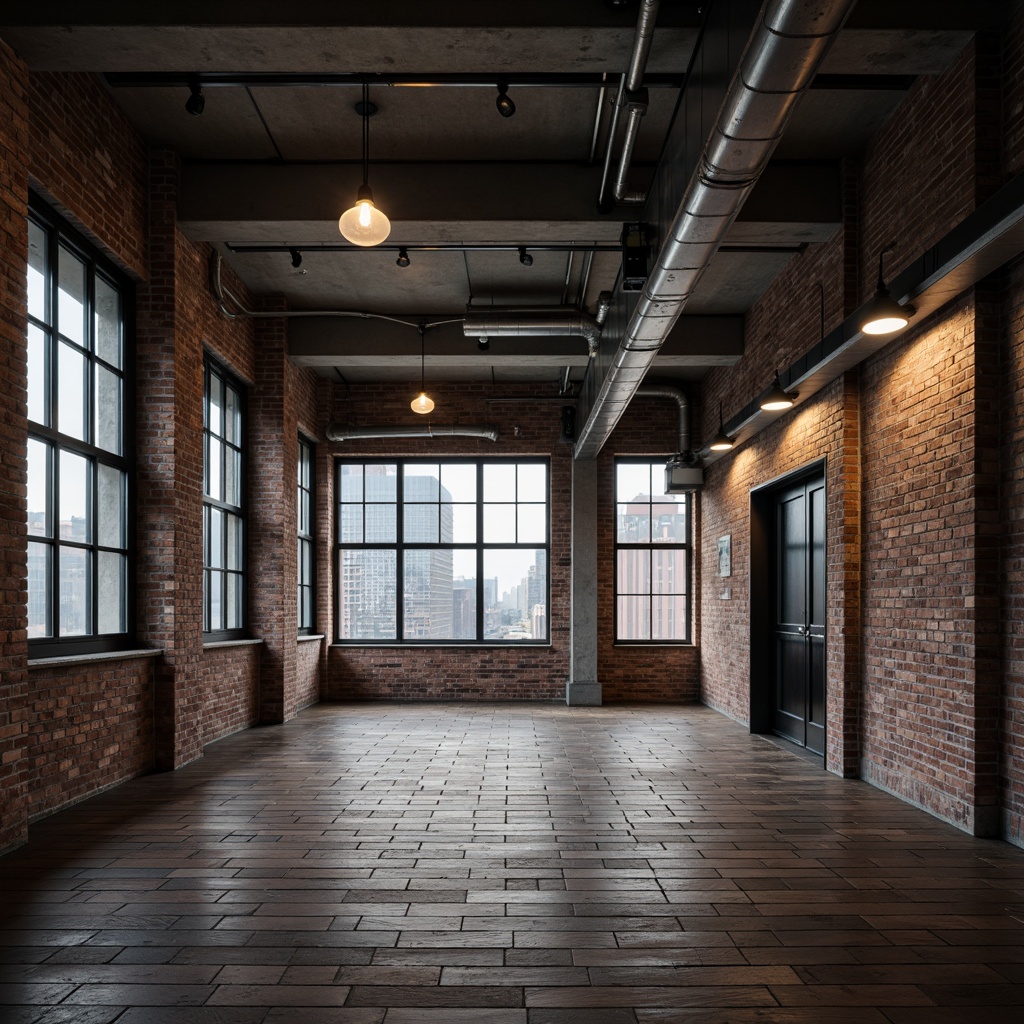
708 403 734 452
339 185 391 247
411 326 434 415
411 392 435 415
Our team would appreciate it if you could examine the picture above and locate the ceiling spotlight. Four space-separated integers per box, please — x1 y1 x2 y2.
185 76 205 116
411 326 435 415
289 249 302 269
860 245 915 335
518 247 533 267
760 371 797 412
477 337 490 352
495 82 516 118
396 248 411 268
339 84 391 247
708 403 734 452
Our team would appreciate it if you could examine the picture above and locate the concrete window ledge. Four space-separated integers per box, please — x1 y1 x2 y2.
203 638 264 650
28 648 164 670
298 634 325 643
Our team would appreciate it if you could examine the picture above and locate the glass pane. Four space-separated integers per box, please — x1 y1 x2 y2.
616 462 651 502
517 463 546 502
652 593 687 641
209 507 224 568
440 463 476 502
365 504 396 543
651 501 686 542
617 501 650 543
298 443 310 488
208 569 223 631
58 341 88 441
27 438 50 538
57 245 85 345
517 503 546 544
208 372 223 436
301 587 313 628
59 449 90 542
617 595 650 640
405 464 440 501
225 448 241 506
483 503 516 543
451 504 476 543
451 549 477 640
207 437 223 500
59 546 89 636
364 464 396 501
94 364 122 455
27 324 47 425
225 384 241 444
652 547 686 595
226 513 242 570
97 551 126 634
301 536 312 582
341 549 396 640
483 548 546 640
617 549 651 594
404 548 455 640
483 463 515 502
27 541 51 638
28 220 47 323
226 572 242 629
340 503 364 543
404 503 439 543
96 463 124 548
94 277 121 368
339 464 363 501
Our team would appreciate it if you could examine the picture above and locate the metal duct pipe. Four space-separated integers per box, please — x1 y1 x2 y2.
595 291 613 326
637 385 689 455
576 0 856 458
463 313 603 357
327 424 499 442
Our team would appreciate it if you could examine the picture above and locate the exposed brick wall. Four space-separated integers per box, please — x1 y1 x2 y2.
27 73 147 280
200 646 261 745
1002 4 1024 179
597 397 700 703
0 40 30 853
25 657 155 820
295 639 323 713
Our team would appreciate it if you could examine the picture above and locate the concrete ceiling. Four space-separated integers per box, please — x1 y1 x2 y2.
0 0 1006 390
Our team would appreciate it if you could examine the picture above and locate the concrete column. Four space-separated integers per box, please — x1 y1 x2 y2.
566 457 601 705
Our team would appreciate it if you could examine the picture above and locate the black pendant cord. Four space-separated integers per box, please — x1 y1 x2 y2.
362 82 370 189
419 324 427 392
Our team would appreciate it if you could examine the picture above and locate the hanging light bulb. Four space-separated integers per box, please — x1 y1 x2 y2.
708 403 734 452
411 326 434 415
339 85 391 247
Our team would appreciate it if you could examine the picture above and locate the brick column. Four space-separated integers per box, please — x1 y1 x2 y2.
0 41 30 852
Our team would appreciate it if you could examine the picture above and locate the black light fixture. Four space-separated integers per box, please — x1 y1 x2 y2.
495 82 516 118
860 244 915 335
339 84 391 246
410 325 435 415
477 337 490 351
708 403 734 452
289 249 302 269
185 76 205 116
518 247 533 266
396 247 411 268
760 370 796 412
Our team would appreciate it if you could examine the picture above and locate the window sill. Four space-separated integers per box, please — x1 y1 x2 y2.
298 634 325 643
332 641 552 650
613 641 696 648
203 638 264 650
28 647 164 670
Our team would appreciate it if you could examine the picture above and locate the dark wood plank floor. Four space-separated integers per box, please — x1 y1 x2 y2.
1 701 1023 1023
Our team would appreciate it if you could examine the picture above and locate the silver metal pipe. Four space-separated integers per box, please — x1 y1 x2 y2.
596 74 626 210
627 0 661 94
587 74 608 164
637 384 689 455
462 312 603 356
327 424 499 442
612 105 648 204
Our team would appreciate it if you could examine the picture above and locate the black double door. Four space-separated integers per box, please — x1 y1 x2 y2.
773 475 826 755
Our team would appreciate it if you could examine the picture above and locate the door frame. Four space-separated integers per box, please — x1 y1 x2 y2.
749 460 827 743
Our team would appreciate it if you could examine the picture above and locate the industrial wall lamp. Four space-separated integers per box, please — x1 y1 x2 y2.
759 371 796 412
707 403 735 452
860 245 915 335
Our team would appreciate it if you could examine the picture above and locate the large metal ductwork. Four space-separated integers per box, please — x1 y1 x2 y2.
636 384 689 455
463 312 603 358
576 0 857 458
327 424 499 442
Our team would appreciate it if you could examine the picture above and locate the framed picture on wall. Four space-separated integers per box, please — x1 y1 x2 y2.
718 535 731 577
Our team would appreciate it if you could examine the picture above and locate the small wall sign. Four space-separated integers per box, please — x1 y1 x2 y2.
718 535 732 577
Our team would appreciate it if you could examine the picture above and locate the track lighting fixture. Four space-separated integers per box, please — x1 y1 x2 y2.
396 248 410 268
860 245 915 335
760 371 796 412
495 82 516 118
289 249 302 269
339 84 391 247
185 76 205 116
411 326 435 415
518 247 533 267
477 337 490 352
708 403 734 452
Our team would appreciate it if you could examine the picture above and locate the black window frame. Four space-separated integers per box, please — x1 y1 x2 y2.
297 435 316 634
613 457 692 645
202 357 247 641
335 457 550 645
26 196 135 658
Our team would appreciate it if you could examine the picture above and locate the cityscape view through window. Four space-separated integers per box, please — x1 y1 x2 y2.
338 460 548 643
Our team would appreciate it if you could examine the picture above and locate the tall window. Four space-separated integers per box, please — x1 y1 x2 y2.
614 459 690 643
26 202 131 655
297 436 315 633
337 459 548 643
203 359 245 638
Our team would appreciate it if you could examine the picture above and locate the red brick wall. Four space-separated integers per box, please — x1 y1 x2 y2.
200 645 261 744
0 40 30 853
25 657 155 819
